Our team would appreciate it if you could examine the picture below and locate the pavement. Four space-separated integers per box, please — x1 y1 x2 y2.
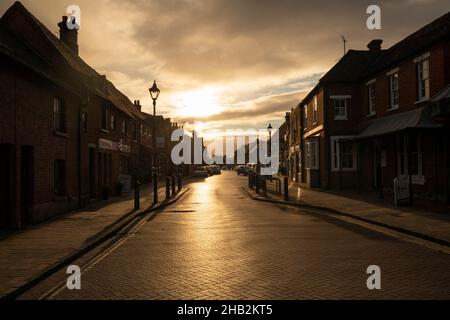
18 171 450 300
0 179 190 299
256 177 450 247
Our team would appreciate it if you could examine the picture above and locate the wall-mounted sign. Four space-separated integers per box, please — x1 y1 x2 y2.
99 138 131 153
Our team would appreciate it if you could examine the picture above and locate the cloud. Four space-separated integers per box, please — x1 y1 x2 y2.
1 0 449 137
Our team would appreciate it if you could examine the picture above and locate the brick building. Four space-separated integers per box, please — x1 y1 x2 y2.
0 2 177 230
289 11 450 203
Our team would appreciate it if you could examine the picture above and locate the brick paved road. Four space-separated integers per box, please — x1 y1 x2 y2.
42 172 450 299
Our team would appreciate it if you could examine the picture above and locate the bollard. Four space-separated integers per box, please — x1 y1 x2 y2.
178 174 182 192
263 178 267 197
134 181 140 210
166 177 171 199
256 174 260 194
153 172 158 203
171 175 176 197
248 174 252 189
284 177 289 201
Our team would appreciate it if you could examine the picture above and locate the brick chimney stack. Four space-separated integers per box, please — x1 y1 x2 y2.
367 39 383 51
58 16 79 55
134 100 142 111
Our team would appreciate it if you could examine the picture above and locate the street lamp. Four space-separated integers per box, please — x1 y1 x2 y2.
267 123 273 157
149 80 160 203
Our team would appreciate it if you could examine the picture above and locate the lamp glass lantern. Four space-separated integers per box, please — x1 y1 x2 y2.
149 81 160 101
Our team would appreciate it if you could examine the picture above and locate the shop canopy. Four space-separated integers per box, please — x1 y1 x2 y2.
356 107 442 140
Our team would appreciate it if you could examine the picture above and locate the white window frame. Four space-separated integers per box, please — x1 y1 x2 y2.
303 105 308 129
305 139 319 170
331 96 349 120
416 58 430 102
330 136 357 171
367 81 376 116
313 96 318 124
388 72 399 110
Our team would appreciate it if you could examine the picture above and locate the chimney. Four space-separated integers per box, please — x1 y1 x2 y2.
58 16 79 55
134 100 142 111
367 39 383 51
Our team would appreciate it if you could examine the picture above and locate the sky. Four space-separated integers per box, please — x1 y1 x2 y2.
1 0 449 139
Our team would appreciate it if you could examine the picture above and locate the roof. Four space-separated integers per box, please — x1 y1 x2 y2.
0 1 145 120
320 50 384 83
356 108 442 139
367 11 450 75
298 11 450 106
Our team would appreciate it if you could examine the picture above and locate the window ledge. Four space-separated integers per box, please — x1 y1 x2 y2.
387 106 399 112
415 98 429 104
334 117 348 121
100 129 109 134
367 113 376 118
53 131 68 138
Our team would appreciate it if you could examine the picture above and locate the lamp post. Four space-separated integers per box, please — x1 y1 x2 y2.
149 81 160 203
267 123 273 158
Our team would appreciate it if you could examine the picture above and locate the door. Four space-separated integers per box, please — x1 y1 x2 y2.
89 147 96 199
447 139 450 203
0 144 15 230
373 141 381 189
20 146 34 226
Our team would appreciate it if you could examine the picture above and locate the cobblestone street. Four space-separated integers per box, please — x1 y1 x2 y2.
25 172 449 300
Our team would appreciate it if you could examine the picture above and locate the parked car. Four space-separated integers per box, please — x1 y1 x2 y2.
211 165 221 175
204 166 214 176
193 167 209 178
237 165 252 176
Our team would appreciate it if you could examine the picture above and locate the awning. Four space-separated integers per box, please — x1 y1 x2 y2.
431 84 450 102
356 107 442 139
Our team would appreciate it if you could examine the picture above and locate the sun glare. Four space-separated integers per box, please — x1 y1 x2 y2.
174 87 223 118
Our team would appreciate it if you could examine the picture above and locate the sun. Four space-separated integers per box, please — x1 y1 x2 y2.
174 87 223 118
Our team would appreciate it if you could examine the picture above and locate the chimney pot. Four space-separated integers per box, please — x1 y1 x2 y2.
367 39 383 51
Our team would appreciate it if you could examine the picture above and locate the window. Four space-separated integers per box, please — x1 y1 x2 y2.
389 73 399 109
330 137 357 171
367 82 376 116
313 96 318 124
53 98 66 133
101 106 108 131
111 114 116 130
54 160 66 196
416 59 430 101
81 112 88 132
303 105 308 129
333 98 347 120
122 121 127 134
305 140 319 170
398 134 423 181
340 142 354 169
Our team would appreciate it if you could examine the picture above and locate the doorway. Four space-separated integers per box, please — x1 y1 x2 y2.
0 144 15 230
20 146 34 226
